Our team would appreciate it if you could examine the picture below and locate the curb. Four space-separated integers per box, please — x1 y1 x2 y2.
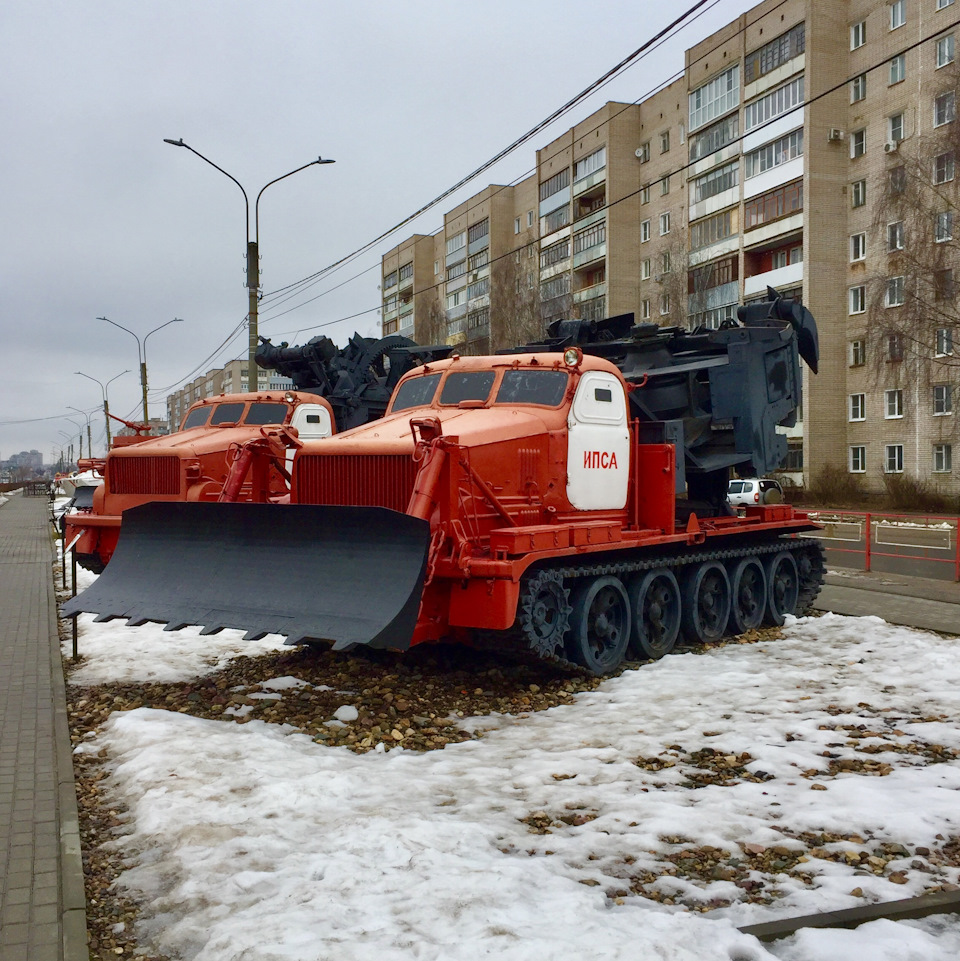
48 533 88 961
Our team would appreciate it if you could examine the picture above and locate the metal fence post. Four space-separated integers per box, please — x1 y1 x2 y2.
864 512 872 572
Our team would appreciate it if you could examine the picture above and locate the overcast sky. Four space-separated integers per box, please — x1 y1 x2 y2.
0 0 758 462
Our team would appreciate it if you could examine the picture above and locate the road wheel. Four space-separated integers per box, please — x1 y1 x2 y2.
763 551 800 626
518 569 571 659
794 542 826 615
680 561 731 644
627 568 681 660
727 556 767 634
567 575 631 675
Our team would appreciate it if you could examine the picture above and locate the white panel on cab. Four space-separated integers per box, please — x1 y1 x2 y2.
289 404 333 440
566 370 630 510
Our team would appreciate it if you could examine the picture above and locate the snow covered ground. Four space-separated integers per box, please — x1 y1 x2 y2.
65 598 960 960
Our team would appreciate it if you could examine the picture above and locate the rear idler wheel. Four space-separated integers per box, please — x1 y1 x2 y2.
627 568 681 660
567 575 631 676
763 550 800 626
727 556 767 634
518 569 572 660
680 561 731 644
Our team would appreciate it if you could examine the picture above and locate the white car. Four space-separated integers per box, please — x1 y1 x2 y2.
727 477 784 507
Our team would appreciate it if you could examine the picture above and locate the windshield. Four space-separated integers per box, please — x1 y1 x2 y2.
495 369 568 407
439 371 496 406
210 403 245 425
391 373 442 412
244 402 290 425
181 407 211 430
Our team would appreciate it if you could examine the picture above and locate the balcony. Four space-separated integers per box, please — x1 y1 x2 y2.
573 241 605 270
744 261 803 297
574 281 606 304
573 167 606 197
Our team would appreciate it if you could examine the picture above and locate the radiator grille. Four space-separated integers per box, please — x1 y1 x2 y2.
109 456 181 496
296 454 417 512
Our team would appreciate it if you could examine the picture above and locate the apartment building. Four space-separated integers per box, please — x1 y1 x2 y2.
381 0 960 491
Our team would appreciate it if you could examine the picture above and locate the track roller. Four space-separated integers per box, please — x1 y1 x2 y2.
727 556 767 634
763 550 800 626
680 561 731 644
567 575 631 675
627 568 681 660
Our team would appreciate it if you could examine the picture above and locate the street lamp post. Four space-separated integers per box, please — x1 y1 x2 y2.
97 317 184 423
75 370 130 451
67 406 94 459
163 138 334 391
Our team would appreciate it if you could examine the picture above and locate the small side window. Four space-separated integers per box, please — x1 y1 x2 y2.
594 388 613 402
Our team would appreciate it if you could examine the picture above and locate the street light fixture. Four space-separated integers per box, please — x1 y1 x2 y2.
97 316 184 422
75 370 130 452
163 138 334 391
67 406 94 459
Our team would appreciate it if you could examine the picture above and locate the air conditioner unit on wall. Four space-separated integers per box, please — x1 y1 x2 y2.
884 140 899 153
828 128 844 142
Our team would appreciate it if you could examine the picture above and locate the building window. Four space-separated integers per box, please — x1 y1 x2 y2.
851 233 867 261
659 212 671 236
849 393 866 421
936 269 955 300
744 76 804 132
469 248 489 271
688 64 740 132
446 288 466 310
541 273 570 302
467 277 490 300
637 141 650 163
852 179 867 207
934 444 953 472
689 114 739 162
539 239 570 269
434 260 441 276
850 446 867 473
939 0 955 8
691 161 739 203
383 270 398 289
852 129 866 158
935 91 956 126
574 146 606 181
851 20 866 49
889 113 904 142
885 389 904 418
528 210 535 228
744 180 802 230
772 250 788 270
745 129 803 178
573 221 605 254
660 251 672 275
849 285 866 314
937 327 954 355
889 165 907 193
446 261 466 282
660 293 671 315
935 152 955 184
657 130 670 154
851 73 867 102
690 208 735 249
850 339 866 366
885 444 904 473
446 232 466 256
887 221 905 251
934 384 953 414
641 219 651 243
889 333 905 360
641 258 652 281
890 53 906 84
514 217 521 234
542 206 570 235
641 299 651 320
640 184 650 204
398 262 413 283
745 23 805 83
890 0 905 29
936 210 953 241
539 169 571 202
886 276 905 306
467 219 489 245
937 34 955 68
660 175 670 195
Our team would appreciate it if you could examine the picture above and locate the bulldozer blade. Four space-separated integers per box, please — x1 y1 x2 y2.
61 502 431 651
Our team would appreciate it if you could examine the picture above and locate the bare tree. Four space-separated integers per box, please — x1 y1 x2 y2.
491 254 547 350
415 297 448 347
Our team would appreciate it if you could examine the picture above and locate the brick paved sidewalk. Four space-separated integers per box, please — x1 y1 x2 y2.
0 491 86 961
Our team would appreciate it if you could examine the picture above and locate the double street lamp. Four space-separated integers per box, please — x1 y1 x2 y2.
97 316 183 423
75 370 129 452
163 138 335 391
67 406 94 459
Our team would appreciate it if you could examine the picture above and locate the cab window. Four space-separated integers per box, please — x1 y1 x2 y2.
495 370 568 407
391 373 442 412
439 371 496 405
210 403 245 425
181 407 211 430
244 402 289 425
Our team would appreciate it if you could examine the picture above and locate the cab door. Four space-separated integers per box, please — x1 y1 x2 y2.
566 370 630 510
